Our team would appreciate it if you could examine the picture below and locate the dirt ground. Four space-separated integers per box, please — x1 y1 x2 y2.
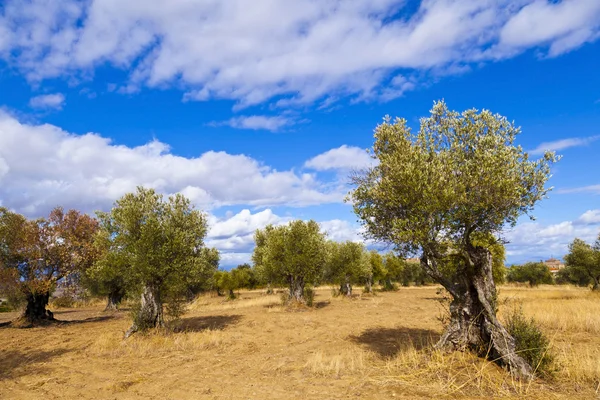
1 286 599 399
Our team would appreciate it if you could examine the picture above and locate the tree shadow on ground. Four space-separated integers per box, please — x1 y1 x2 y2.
173 314 242 333
0 348 71 380
60 315 115 325
314 301 330 309
349 327 440 359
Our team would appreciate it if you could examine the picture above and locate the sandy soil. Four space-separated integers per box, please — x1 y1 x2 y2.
0 286 598 399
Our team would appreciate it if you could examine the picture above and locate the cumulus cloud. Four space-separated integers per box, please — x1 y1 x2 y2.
211 115 291 132
577 209 600 225
1 1 599 107
28 93 66 110
529 135 600 155
0 111 344 216
504 210 600 262
305 145 373 171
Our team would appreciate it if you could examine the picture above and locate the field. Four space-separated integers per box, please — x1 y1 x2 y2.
1 286 599 399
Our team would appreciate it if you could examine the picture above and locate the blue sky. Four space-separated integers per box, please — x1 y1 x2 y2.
0 0 599 266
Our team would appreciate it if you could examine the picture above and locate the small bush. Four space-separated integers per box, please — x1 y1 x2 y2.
304 287 315 307
504 305 555 376
50 295 75 308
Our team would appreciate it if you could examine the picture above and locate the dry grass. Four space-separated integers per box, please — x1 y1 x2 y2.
1 285 599 399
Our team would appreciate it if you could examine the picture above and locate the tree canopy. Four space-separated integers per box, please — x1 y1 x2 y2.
0 207 98 323
564 236 600 290
252 220 326 303
95 187 217 335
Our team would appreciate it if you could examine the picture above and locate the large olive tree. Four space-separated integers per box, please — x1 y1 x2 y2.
252 220 326 303
349 101 557 378
96 187 217 336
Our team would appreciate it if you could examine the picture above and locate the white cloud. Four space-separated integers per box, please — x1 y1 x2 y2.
529 135 600 155
305 145 373 171
211 115 291 132
0 111 344 216
1 1 599 107
319 219 364 243
504 210 600 262
557 184 600 195
28 93 66 110
577 209 600 225
498 0 600 57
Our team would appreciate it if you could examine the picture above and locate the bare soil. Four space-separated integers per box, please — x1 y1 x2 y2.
1 286 598 399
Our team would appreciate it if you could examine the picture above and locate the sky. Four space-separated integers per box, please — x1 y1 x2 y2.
0 0 599 267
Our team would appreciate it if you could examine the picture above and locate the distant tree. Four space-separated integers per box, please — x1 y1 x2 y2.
349 100 557 377
252 220 326 303
232 263 258 290
84 226 129 311
555 265 592 287
0 207 98 324
564 236 600 291
507 263 554 287
364 250 383 293
382 253 404 289
213 270 237 299
96 187 217 336
325 241 367 296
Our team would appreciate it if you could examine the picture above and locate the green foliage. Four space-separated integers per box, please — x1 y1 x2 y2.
507 263 554 287
252 220 327 293
96 187 217 325
564 236 600 290
504 305 555 376
555 265 592 287
325 241 369 290
349 100 557 284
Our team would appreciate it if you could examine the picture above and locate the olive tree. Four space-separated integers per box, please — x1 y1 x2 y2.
96 187 216 336
252 220 326 303
564 236 600 291
0 207 98 324
349 101 557 378
325 241 368 296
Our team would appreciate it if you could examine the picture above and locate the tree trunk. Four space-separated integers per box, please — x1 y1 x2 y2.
340 276 352 297
424 247 533 379
22 292 54 323
104 289 124 311
125 285 163 338
364 277 373 294
228 289 236 300
289 276 305 303
591 276 599 291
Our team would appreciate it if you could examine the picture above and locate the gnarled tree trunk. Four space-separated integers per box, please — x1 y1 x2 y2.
22 292 54 323
422 246 533 379
125 285 163 338
289 276 305 303
104 288 124 311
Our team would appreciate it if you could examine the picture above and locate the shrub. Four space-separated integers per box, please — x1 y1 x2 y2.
303 287 315 307
507 262 554 287
50 295 75 308
504 305 555 376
